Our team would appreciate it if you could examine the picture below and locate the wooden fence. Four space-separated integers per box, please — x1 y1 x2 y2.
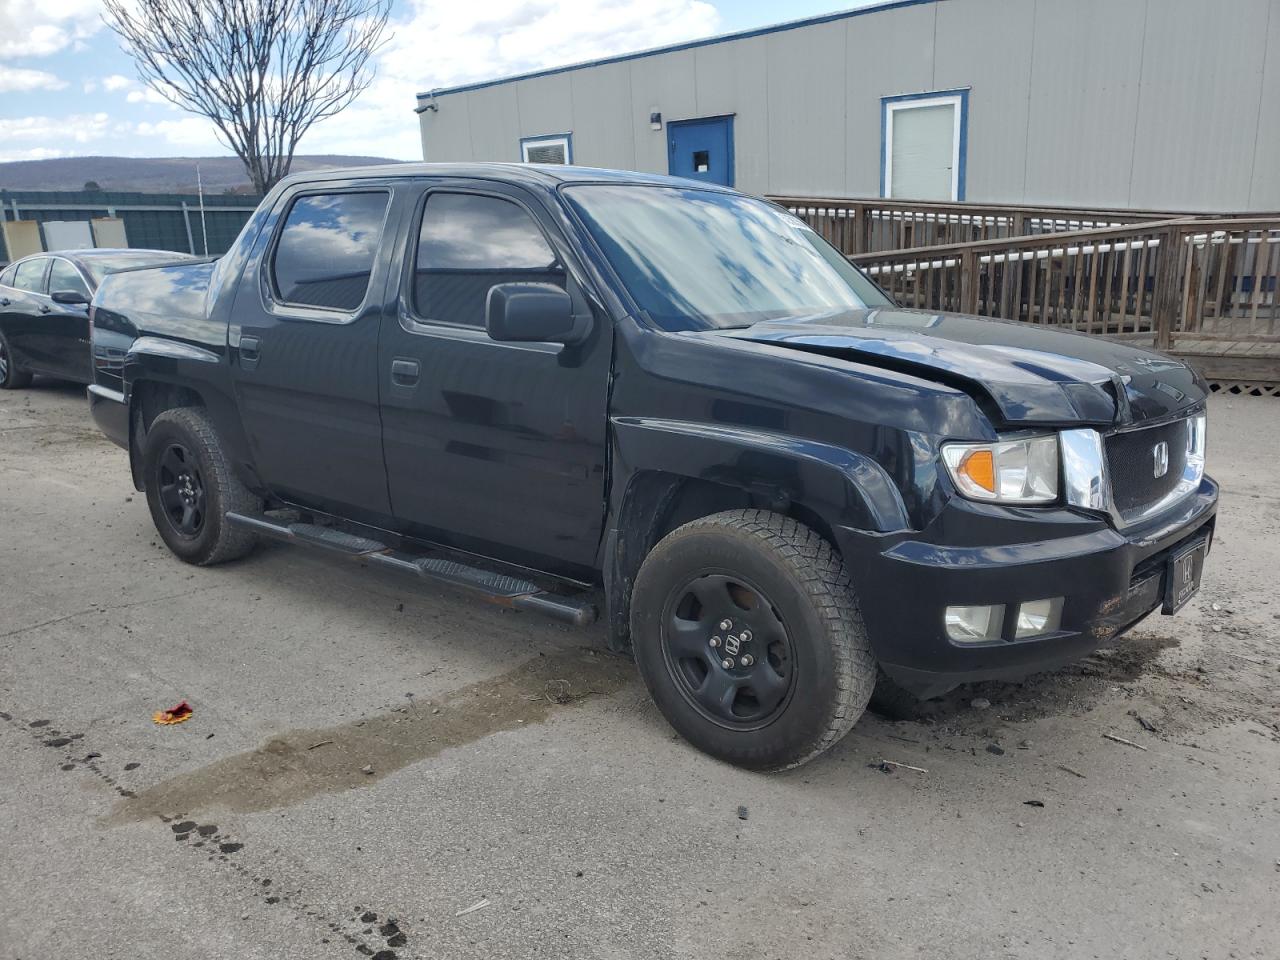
845 216 1280 352
769 196 1185 256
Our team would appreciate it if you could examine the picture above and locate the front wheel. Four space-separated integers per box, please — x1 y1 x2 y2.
630 510 875 771
142 407 261 565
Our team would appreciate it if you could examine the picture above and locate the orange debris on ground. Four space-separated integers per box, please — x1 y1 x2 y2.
152 700 193 725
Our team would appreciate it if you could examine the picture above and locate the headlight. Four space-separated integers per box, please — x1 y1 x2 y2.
941 435 1059 504
1187 413 1207 483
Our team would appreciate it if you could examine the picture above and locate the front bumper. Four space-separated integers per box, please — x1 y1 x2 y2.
838 478 1218 698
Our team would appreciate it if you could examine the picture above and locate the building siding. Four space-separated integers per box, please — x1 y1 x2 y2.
417 0 1280 211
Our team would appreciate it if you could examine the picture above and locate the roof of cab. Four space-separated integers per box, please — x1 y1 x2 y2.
275 162 735 193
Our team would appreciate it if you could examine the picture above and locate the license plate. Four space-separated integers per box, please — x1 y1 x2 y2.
1162 538 1207 614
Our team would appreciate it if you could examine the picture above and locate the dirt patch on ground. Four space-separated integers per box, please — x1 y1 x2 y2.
104 647 631 823
874 620 1280 750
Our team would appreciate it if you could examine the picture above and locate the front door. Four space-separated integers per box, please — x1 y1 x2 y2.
668 116 734 187
1 257 51 371
45 257 93 382
378 181 612 575
227 184 401 521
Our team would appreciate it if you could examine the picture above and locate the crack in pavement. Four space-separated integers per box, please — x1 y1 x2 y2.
0 585 225 641
0 708 411 960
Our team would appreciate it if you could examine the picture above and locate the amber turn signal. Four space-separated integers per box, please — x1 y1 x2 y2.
956 449 996 494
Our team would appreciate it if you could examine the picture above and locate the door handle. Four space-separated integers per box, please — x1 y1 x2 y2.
0 297 10 306
391 358 420 386
39 304 51 314
239 335 261 369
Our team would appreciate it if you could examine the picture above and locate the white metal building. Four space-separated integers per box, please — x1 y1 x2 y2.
415 0 1280 211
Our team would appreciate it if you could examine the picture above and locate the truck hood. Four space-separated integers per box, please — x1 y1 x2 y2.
702 308 1207 427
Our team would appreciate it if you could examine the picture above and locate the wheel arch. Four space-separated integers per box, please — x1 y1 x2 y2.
600 418 910 652
124 347 257 497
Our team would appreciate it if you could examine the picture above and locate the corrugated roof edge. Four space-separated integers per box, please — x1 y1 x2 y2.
414 0 936 100
277 162 736 190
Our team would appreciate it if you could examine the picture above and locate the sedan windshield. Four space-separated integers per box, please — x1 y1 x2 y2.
564 184 890 330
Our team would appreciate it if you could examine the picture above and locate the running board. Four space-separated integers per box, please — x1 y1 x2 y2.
225 512 596 627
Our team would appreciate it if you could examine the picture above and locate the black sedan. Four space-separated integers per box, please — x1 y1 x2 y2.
0 249 191 389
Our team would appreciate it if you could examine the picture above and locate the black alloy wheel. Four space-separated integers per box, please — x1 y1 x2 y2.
155 442 207 538
661 572 797 730
630 510 876 771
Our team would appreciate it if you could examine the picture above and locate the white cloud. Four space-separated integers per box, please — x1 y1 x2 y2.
0 66 68 92
126 86 173 105
0 113 112 143
0 0 720 164
0 146 72 162
0 0 103 58
298 0 720 159
133 116 225 152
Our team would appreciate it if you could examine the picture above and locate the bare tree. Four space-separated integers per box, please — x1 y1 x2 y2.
104 0 393 194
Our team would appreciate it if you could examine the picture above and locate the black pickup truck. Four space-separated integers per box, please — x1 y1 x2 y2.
87 164 1216 770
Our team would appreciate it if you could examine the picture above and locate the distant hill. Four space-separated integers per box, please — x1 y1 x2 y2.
0 155 401 194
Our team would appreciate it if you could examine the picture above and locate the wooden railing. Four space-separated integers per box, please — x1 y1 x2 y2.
770 196 1186 256
848 216 1280 350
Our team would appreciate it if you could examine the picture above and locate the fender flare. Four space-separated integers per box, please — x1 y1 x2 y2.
600 417 910 650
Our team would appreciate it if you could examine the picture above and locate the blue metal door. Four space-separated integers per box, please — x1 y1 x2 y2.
667 116 734 186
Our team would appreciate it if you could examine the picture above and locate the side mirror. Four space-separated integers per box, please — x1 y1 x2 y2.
52 290 90 306
485 283 589 345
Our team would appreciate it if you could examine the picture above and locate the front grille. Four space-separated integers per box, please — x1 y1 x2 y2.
1105 419 1189 518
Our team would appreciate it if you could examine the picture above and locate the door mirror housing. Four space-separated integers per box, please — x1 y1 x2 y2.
485 283 589 345
51 289 90 306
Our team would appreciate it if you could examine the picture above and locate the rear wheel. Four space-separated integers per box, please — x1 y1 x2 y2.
143 407 261 565
631 510 875 771
0 332 33 389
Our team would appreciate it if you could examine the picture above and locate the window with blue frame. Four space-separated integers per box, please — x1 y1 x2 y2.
881 90 969 202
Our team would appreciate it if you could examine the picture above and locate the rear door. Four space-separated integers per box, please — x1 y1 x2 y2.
1 257 51 371
45 257 94 383
226 182 402 522
378 180 612 574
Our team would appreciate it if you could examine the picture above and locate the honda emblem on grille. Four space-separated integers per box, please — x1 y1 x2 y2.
1152 440 1169 478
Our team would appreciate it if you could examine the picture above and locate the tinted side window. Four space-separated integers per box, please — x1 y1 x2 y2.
49 259 91 298
0 264 15 287
13 258 48 294
414 193 562 327
272 192 389 311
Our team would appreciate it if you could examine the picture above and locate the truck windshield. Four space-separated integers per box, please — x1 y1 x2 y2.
564 184 890 331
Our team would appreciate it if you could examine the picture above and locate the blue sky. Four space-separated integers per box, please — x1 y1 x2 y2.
0 0 872 163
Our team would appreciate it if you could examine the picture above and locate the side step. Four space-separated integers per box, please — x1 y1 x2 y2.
226 512 596 627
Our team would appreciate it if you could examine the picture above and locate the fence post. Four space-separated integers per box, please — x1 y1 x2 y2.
1151 224 1183 351
959 249 979 314
852 203 866 255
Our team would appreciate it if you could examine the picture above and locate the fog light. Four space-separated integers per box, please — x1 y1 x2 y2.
1014 598 1064 639
944 604 1004 643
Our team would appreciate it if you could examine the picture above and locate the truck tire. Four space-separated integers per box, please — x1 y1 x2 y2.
630 509 875 771
0 332 33 389
142 407 261 566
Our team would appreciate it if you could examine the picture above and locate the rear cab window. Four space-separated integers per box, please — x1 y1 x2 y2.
270 191 390 313
413 192 563 328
